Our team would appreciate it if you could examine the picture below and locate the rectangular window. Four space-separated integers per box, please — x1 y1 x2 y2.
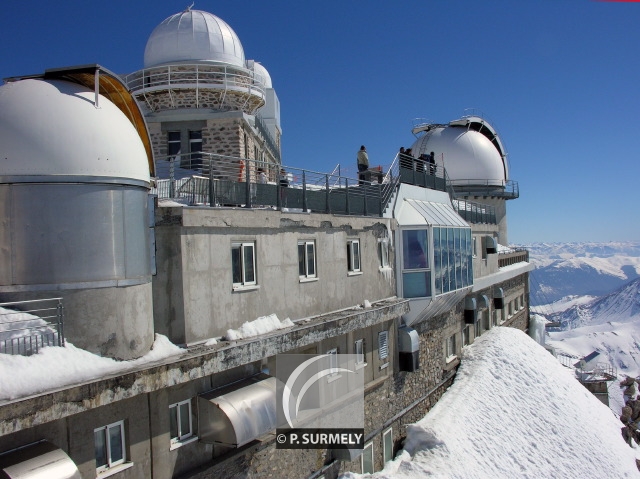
189 130 203 169
169 399 193 444
167 131 181 156
327 348 338 375
383 428 393 463
378 331 389 360
232 242 256 287
347 239 361 273
402 229 431 298
94 420 125 473
362 442 374 474
379 239 389 268
298 240 316 279
463 325 471 346
446 334 456 359
355 339 365 365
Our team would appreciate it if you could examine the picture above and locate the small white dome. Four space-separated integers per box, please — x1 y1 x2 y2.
250 61 272 89
144 9 245 68
411 126 506 184
0 79 150 183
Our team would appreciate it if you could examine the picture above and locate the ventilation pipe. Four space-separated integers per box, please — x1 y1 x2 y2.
484 236 497 255
494 288 504 309
464 297 477 324
398 326 419 372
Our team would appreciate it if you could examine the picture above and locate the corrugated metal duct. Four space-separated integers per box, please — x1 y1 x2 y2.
198 375 277 448
0 441 81 479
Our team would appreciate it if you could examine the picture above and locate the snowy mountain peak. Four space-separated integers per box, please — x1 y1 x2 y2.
549 277 640 329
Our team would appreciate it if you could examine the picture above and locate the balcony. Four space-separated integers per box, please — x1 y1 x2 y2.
498 248 529 267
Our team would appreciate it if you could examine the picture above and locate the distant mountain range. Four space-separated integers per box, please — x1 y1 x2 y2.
520 241 640 306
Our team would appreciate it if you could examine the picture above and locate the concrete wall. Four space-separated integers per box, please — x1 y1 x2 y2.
153 207 396 345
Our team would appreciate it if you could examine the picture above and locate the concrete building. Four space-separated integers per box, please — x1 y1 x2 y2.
0 7 532 479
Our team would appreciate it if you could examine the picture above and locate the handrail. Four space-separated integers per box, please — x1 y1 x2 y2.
0 298 65 356
124 63 267 95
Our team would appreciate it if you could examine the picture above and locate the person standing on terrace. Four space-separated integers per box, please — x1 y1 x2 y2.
357 145 369 185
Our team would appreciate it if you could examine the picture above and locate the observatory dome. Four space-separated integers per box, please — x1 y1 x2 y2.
0 79 150 184
144 9 245 68
251 61 272 89
410 125 507 184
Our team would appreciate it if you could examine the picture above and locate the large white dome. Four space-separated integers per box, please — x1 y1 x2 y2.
144 9 245 68
410 125 507 184
0 79 150 183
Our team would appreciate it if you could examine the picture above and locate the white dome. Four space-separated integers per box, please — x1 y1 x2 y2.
144 9 245 68
411 126 507 184
0 79 150 183
251 61 272 88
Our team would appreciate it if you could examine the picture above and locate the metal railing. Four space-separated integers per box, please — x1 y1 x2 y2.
254 113 281 162
124 63 267 97
448 179 519 199
498 248 529 267
0 298 65 356
152 153 389 217
452 199 496 224
397 154 448 192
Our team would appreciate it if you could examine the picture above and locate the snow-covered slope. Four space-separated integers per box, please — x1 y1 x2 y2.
341 328 639 479
523 241 640 305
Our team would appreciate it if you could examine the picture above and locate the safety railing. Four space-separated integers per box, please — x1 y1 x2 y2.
448 179 519 199
497 248 529 267
0 298 65 356
452 199 496 224
397 154 448 192
124 63 267 96
152 153 389 217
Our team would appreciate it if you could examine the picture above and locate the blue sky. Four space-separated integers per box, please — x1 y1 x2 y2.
1 0 638 244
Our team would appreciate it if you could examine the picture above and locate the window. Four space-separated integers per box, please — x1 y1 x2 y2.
463 325 471 346
355 339 365 365
167 131 181 157
298 240 317 279
169 399 193 445
327 348 338 376
189 130 203 169
232 242 256 287
378 331 389 360
383 428 393 463
361 442 374 474
347 239 361 273
402 229 430 298
94 420 126 473
378 239 389 268
446 334 456 360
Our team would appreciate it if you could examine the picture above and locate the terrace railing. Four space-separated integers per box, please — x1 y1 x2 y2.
0 298 65 356
152 153 390 217
498 248 529 267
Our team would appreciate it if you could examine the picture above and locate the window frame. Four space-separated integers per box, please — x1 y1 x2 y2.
298 240 317 280
378 238 389 269
383 427 393 463
347 239 362 274
169 399 194 445
361 441 374 474
446 334 456 361
94 420 126 474
326 347 339 377
354 339 366 366
231 241 257 289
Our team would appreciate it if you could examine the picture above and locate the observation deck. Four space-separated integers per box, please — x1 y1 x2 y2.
124 63 266 114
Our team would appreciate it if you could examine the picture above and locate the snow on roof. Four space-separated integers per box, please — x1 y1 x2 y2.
0 334 183 402
225 314 293 341
341 327 640 479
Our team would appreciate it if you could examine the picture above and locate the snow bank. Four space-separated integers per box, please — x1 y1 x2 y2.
225 314 293 340
0 334 183 402
341 327 639 479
